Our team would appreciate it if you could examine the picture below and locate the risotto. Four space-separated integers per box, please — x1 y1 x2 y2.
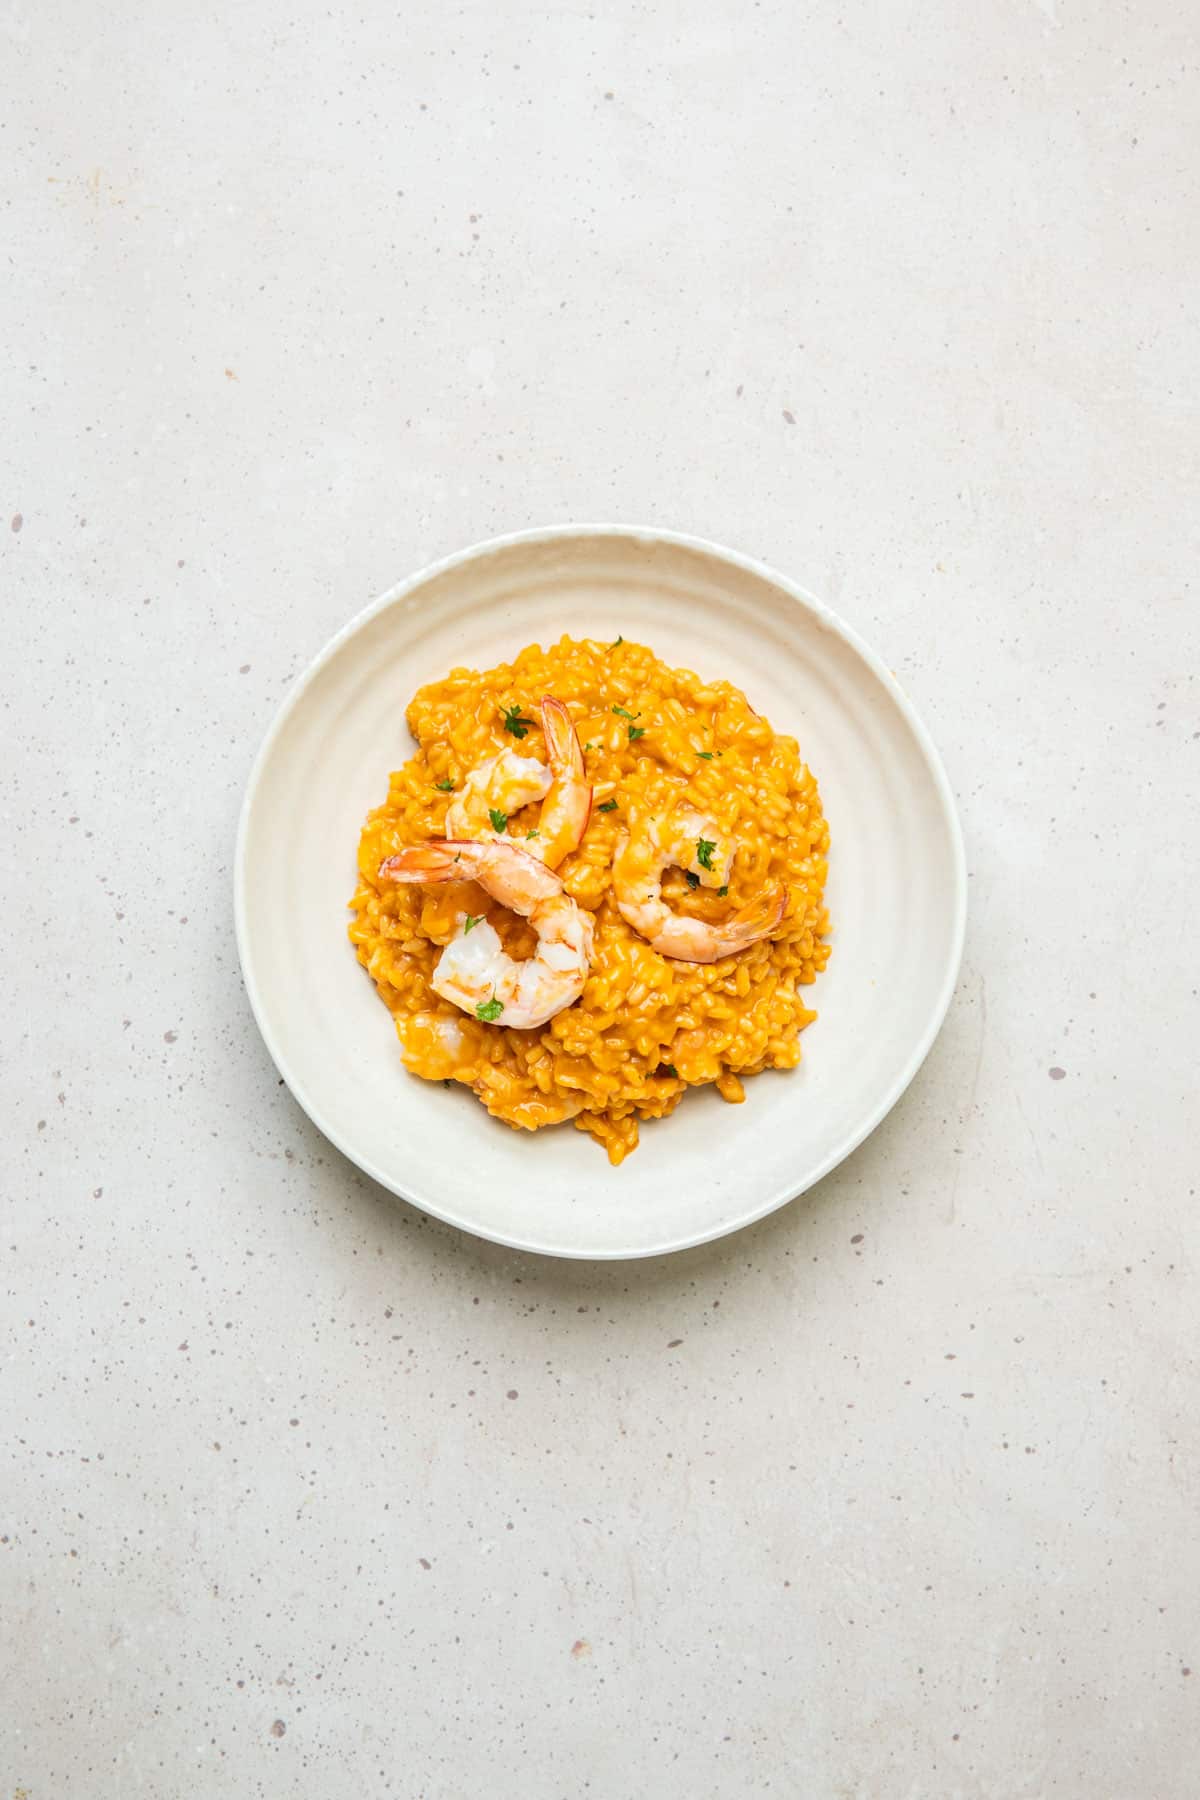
348 635 831 1164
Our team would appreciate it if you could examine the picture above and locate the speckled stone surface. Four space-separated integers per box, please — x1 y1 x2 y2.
3 3 1198 1795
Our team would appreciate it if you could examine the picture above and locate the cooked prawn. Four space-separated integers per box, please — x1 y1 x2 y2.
443 697 591 869
612 807 787 962
444 748 552 841
378 839 595 1029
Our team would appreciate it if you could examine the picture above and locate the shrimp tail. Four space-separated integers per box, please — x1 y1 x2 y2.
378 843 466 885
540 696 584 781
534 696 592 868
729 884 788 941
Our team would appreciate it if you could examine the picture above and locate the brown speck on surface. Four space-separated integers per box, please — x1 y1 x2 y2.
178 1341 188 1352
667 1338 683 1348
225 367 238 380
288 1418 299 1427
11 513 22 532
1183 1667 1192 1676
506 1388 518 1399
782 409 796 424
419 1556 431 1570
164 1030 178 1044
270 1718 286 1737
1049 1066 1066 1080
961 1392 975 1399
239 663 250 674
571 1638 592 1658
850 1233 864 1244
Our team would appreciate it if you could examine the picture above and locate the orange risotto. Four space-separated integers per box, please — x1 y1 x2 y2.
348 635 831 1163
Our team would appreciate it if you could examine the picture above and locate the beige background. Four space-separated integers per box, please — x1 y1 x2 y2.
3 2 1197 1795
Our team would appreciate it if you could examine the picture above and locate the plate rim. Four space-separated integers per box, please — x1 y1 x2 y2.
234 522 968 1260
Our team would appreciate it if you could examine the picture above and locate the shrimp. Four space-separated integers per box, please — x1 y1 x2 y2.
443 697 591 869
444 748 553 841
378 839 595 1029
612 807 787 963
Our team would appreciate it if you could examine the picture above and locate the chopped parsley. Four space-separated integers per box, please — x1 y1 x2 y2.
697 752 714 761
718 885 728 897
488 807 508 833
696 837 716 871
660 1063 678 1078
612 704 639 721
463 914 480 934
685 870 700 889
501 702 534 739
435 777 456 790
627 724 646 742
525 827 540 839
611 634 623 647
598 798 618 813
475 996 503 1022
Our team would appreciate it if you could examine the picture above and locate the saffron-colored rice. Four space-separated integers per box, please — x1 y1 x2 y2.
348 635 831 1163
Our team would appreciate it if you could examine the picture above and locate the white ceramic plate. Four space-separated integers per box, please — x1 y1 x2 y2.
235 526 965 1259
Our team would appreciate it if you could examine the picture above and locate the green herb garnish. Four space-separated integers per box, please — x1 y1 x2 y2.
612 705 638 721
696 837 716 871
435 777 456 790
475 996 503 1023
697 752 714 761
463 915 480 934
488 807 508 833
718 885 728 897
598 799 617 813
661 1063 678 1078
627 725 645 742
685 870 700 889
526 828 540 839
611 634 623 647
501 702 534 739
